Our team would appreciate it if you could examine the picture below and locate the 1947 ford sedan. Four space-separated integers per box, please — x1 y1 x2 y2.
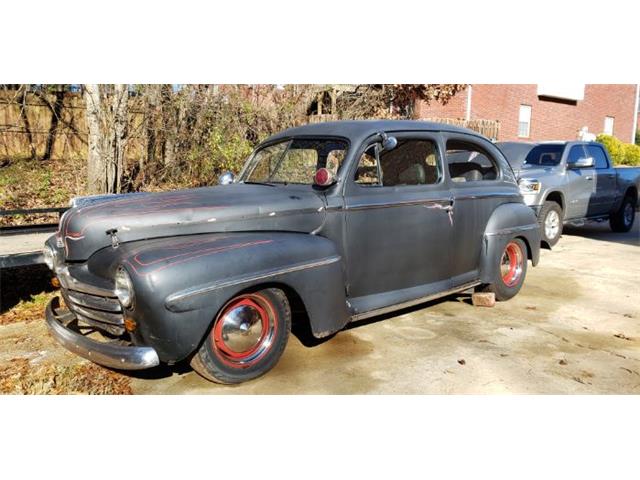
43 120 540 384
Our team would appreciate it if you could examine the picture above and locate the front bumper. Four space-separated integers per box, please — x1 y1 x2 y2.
46 296 160 370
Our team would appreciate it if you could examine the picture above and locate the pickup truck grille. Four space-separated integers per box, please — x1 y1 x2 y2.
60 288 125 336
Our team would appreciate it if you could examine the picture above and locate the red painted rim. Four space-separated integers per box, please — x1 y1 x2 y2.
501 242 523 287
211 293 278 369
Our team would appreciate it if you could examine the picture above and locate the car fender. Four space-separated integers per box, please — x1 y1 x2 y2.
480 202 541 284
116 232 349 362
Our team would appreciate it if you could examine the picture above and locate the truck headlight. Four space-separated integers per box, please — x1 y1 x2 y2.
518 179 541 194
43 245 55 270
114 267 134 308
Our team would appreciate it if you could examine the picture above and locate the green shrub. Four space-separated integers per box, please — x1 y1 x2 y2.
596 134 640 166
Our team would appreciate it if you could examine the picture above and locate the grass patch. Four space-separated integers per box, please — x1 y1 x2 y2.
0 358 132 395
0 291 57 325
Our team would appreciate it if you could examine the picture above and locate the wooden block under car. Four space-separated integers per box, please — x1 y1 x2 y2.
472 292 495 307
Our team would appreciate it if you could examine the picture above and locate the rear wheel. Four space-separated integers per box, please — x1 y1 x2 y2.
610 195 636 233
538 201 563 247
481 238 528 301
191 288 291 384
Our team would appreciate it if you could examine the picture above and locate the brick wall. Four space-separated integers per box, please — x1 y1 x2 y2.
416 84 638 143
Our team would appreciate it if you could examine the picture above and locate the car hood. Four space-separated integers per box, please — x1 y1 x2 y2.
57 184 326 261
513 164 557 179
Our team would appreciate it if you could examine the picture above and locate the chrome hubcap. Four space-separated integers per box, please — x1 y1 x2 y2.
212 294 276 367
623 203 634 226
501 242 524 287
544 210 560 239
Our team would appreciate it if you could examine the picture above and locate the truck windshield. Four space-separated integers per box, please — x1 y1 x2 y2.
240 138 348 184
524 145 565 166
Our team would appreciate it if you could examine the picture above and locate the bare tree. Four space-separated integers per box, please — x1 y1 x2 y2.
84 84 129 194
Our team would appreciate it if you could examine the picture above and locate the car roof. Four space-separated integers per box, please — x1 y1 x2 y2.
264 120 486 144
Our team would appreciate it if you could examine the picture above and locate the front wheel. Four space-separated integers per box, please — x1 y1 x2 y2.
610 195 636 233
480 238 528 301
538 201 563 247
191 288 291 384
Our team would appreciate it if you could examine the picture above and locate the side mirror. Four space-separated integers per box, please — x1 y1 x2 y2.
218 171 235 185
568 157 594 169
313 168 337 187
380 132 398 151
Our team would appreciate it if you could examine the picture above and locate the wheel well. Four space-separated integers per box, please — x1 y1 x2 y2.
545 191 564 211
517 236 533 262
625 186 638 203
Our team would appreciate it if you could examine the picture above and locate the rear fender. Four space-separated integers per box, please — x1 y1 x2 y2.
480 202 541 284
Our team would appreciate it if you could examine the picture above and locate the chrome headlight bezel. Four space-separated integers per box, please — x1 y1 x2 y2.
114 267 135 309
518 178 541 194
43 244 55 270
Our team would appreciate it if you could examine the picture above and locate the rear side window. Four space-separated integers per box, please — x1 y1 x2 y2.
354 139 441 187
586 145 609 169
446 140 499 183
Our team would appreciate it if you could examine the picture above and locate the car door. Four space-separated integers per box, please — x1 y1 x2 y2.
565 144 596 219
343 132 453 314
585 144 617 216
443 133 521 284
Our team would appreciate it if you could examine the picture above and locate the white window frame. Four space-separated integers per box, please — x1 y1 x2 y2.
518 105 532 138
604 116 614 136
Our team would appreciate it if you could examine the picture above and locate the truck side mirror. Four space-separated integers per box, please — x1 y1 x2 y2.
568 157 594 169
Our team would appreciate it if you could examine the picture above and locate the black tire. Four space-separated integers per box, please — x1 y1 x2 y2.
538 201 563 247
481 238 528 301
191 287 291 384
610 195 636 233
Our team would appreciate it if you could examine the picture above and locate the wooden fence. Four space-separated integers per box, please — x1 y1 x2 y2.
421 118 501 140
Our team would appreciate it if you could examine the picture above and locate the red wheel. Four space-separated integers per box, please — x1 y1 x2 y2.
211 294 278 368
191 288 291 384
500 241 524 287
480 238 528 301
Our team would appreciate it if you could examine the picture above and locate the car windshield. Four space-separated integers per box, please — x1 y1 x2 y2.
524 144 565 166
240 138 348 184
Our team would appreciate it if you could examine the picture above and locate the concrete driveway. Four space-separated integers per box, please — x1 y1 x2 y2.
1 221 638 394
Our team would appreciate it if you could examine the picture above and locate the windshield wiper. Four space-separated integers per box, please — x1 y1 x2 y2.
241 181 277 187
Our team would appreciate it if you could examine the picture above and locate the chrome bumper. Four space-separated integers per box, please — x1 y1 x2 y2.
46 297 160 370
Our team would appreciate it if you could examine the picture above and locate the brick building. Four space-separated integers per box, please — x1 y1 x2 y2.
415 84 639 143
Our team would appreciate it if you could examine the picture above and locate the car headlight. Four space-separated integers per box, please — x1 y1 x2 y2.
43 244 55 270
114 267 134 308
518 179 541 194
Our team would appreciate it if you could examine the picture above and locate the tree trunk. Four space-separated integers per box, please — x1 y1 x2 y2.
42 88 65 161
84 84 105 194
111 84 128 193
19 87 37 160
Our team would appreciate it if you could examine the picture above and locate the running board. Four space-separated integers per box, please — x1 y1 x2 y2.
349 281 481 322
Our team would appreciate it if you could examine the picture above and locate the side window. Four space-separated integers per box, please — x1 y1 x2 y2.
355 139 441 187
446 140 499 183
586 145 609 169
567 145 587 164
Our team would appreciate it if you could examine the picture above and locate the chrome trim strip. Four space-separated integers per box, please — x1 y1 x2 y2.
349 281 481 322
166 255 342 306
452 193 520 201
485 224 539 237
346 198 450 211
70 304 124 326
46 297 159 370
66 290 122 313
55 266 115 297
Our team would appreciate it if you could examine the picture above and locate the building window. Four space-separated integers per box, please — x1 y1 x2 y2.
604 116 614 135
518 105 532 138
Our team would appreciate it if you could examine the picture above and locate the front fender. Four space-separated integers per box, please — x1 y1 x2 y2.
480 202 541 284
114 232 349 362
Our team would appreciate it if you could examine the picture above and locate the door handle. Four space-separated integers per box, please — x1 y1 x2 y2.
585 176 593 181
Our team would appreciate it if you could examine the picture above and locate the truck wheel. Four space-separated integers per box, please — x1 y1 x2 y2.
538 201 563 247
610 195 636 233
191 288 291 384
481 238 528 301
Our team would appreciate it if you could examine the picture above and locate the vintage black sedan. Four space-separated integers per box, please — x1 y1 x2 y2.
44 121 540 384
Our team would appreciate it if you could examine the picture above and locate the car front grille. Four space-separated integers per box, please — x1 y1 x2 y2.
60 288 125 336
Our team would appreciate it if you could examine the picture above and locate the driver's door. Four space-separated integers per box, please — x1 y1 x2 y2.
343 133 454 316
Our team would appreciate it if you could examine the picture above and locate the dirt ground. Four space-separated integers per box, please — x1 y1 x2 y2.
1 220 638 394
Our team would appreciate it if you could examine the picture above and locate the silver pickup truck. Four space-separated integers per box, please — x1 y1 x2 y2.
498 141 640 246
